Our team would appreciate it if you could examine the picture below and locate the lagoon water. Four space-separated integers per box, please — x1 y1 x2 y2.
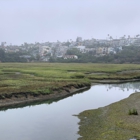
0 82 140 140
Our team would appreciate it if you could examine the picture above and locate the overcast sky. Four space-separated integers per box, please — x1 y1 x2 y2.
1 0 140 45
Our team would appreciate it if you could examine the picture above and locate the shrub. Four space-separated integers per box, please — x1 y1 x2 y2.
128 109 138 115
40 88 52 95
71 73 85 79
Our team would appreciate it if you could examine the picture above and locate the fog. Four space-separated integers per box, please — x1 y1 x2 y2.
1 0 140 45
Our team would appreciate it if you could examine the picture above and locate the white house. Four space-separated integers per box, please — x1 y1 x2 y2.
107 47 116 54
63 55 78 59
39 46 51 56
76 46 86 53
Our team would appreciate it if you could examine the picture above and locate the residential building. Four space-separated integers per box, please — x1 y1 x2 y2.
63 55 78 59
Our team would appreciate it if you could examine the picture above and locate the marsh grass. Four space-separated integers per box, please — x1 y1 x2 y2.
128 109 138 115
0 63 140 95
78 92 140 140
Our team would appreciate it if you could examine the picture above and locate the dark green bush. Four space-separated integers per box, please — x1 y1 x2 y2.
128 109 138 115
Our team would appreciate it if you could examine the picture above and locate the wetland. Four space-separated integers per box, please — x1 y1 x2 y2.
0 82 140 140
0 63 140 139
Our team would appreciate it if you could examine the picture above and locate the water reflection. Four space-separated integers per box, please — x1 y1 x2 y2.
1 82 140 112
106 82 140 92
0 82 140 140
129 136 140 140
0 87 90 112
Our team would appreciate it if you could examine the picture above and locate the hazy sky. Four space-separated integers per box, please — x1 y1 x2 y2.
1 0 140 45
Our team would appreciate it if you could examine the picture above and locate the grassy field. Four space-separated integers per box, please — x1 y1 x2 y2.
0 63 140 95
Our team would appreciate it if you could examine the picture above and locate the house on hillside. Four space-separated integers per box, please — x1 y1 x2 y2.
112 39 120 47
107 47 116 54
133 38 140 46
63 55 78 59
39 46 52 61
95 47 108 55
76 46 86 53
84 48 96 53
56 46 68 58
98 39 108 44
119 38 127 46
39 46 51 57
96 47 103 54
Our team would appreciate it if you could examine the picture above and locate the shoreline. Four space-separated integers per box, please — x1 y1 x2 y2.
0 78 140 138
78 86 140 140
0 84 90 109
0 79 139 109
91 79 140 84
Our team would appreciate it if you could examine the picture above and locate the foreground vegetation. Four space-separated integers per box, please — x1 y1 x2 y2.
0 63 140 97
78 92 140 140
0 63 140 137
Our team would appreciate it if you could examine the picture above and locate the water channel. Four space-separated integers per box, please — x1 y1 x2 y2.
0 82 140 140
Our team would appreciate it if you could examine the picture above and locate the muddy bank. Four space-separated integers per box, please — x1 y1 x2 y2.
0 83 90 109
78 92 140 140
0 79 138 109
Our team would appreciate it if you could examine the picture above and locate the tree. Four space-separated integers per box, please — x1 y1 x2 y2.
0 49 5 61
66 48 81 56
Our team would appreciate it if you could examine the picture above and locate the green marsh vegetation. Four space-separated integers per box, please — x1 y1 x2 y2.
128 108 138 115
78 92 140 140
1 63 140 138
0 63 140 96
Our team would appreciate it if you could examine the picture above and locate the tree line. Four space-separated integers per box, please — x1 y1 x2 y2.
50 46 140 63
0 49 30 62
0 45 140 63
